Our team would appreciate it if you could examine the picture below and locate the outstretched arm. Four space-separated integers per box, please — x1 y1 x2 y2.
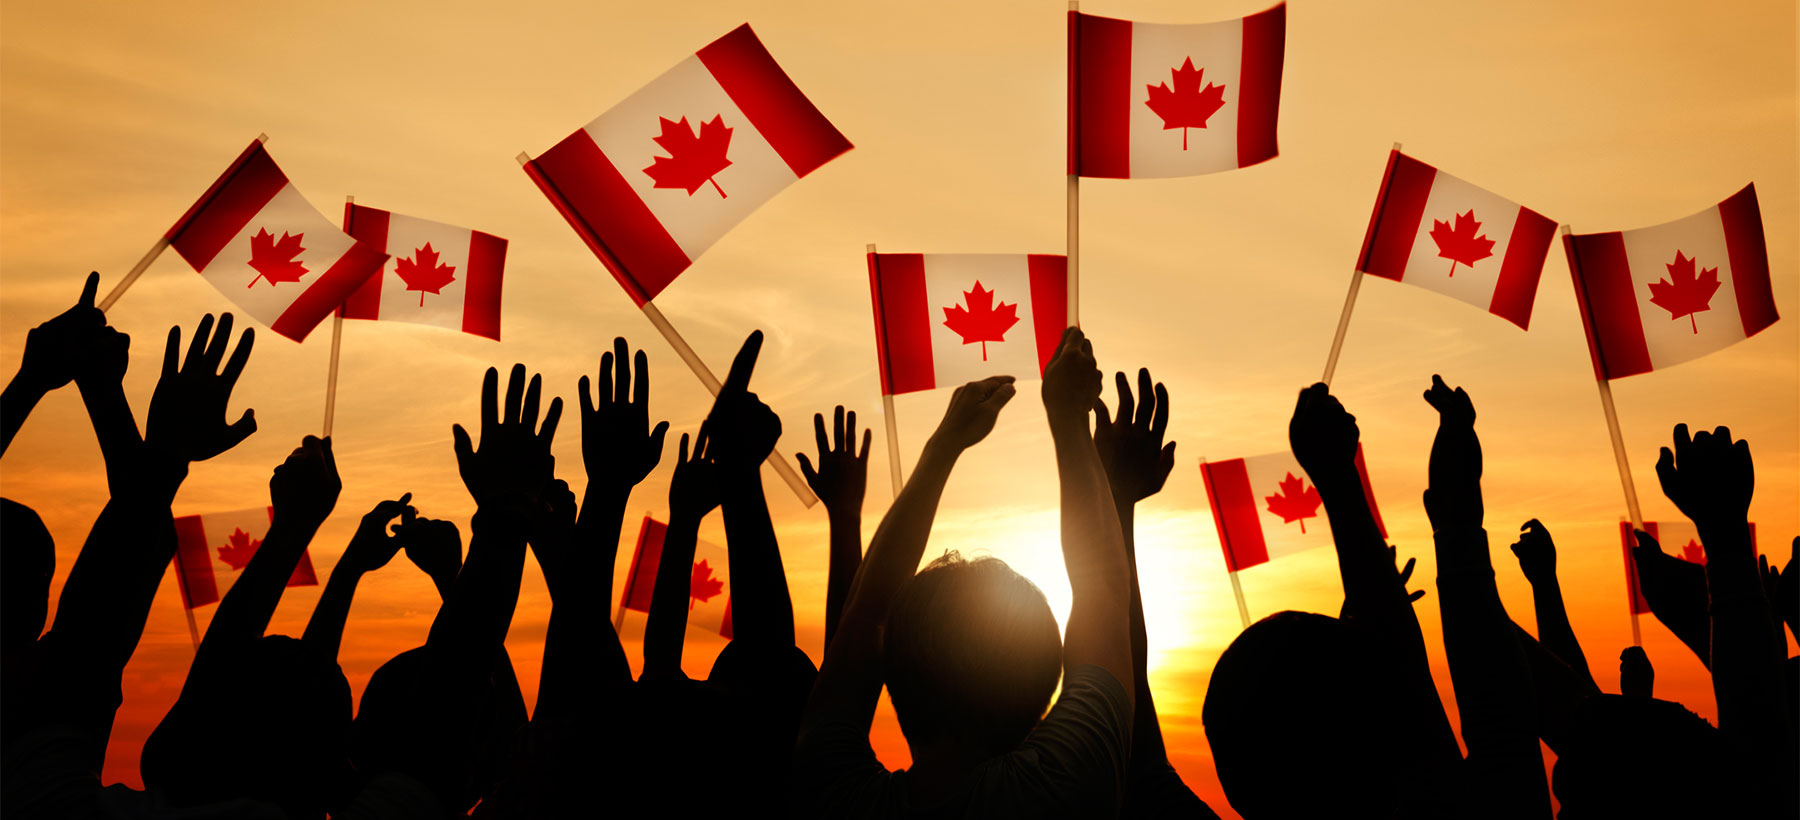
1423 375 1549 818
302 495 412 662
798 406 870 649
1510 519 1598 694
2 272 107 456
704 331 793 649
643 428 718 679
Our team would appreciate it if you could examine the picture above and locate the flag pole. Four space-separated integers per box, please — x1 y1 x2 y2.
869 244 905 500
321 196 356 437
1320 141 1402 386
1563 225 1644 646
638 301 819 508
1228 570 1251 630
1066 1 1080 326
183 606 201 649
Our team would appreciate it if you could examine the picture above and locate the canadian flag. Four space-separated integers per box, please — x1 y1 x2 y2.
338 204 507 340
1069 3 1285 178
1565 184 1779 379
1356 150 1557 329
868 253 1069 396
167 140 389 342
171 507 317 610
1621 520 1758 615
524 24 852 306
1200 446 1385 572
619 516 732 639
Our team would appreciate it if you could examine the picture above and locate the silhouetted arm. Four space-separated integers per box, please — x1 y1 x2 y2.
704 332 793 649
1043 329 1132 705
798 406 870 648
2 273 105 456
1510 622 1589 755
1630 529 1712 668
643 427 718 679
302 495 412 662
1423 375 1549 818
1510 519 1598 694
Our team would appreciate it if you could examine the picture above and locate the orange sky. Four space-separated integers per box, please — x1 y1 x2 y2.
1 1 1795 815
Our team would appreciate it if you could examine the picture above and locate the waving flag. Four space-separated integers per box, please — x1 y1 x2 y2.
339 204 507 340
167 140 388 342
171 507 317 609
1565 184 1778 379
1621 520 1759 615
1069 3 1285 178
1356 149 1557 329
868 253 1069 396
524 24 852 306
1200 446 1384 572
619 516 732 639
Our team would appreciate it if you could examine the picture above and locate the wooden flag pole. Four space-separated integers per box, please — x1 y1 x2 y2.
1228 570 1251 630
639 301 819 507
870 244 904 500
1564 223 1645 646
183 606 201 649
322 196 356 437
1320 141 1402 386
1066 1 1080 326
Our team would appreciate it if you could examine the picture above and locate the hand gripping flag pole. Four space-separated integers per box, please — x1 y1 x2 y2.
1320 142 1402 385
868 244 904 501
1200 457 1253 630
1562 224 1645 646
98 134 271 312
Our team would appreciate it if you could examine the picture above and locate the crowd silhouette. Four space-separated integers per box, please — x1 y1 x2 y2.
1 275 1795 818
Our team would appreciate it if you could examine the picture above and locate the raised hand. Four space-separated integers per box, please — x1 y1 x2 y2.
397 513 464 599
797 407 870 517
1762 538 1797 640
15 271 106 395
528 479 580 602
1394 545 1426 603
932 376 1016 451
580 337 669 490
1619 646 1654 698
1655 424 1754 529
453 364 563 510
339 494 414 575
1510 519 1556 584
1287 382 1359 481
1093 369 1175 505
1041 327 1101 432
670 426 721 523
145 313 255 463
1422 375 1482 532
705 331 781 471
269 435 341 530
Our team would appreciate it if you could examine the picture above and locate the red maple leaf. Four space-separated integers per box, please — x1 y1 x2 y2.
1680 539 1707 565
643 115 733 198
393 243 457 306
1144 58 1227 151
1646 251 1721 334
216 527 262 570
941 281 1020 362
1428 210 1495 277
689 558 725 609
247 228 307 288
1263 473 1322 534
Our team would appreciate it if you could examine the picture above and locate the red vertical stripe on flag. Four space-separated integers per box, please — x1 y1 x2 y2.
1071 12 1131 179
1352 444 1386 539
1027 255 1069 375
171 514 216 609
269 241 388 342
1565 232 1652 379
1235 3 1285 168
1201 459 1269 572
1360 152 1435 280
622 517 667 614
339 204 390 320
869 253 935 395
720 599 734 640
462 231 507 340
527 131 690 306
1621 521 1659 615
1488 207 1555 330
169 146 288 272
698 24 851 178
1718 184 1779 337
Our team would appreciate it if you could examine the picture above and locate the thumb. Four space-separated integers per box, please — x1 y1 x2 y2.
221 409 257 450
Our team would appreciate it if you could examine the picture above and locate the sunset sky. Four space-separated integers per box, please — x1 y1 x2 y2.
1 1 1794 815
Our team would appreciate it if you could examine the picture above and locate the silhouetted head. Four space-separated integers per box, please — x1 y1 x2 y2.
882 552 1062 757
353 646 528 811
1552 694 1719 818
1 498 54 652
141 634 352 816
1204 611 1409 818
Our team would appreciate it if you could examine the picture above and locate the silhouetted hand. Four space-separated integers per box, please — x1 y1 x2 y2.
1422 375 1483 532
1630 528 1711 664
671 426 721 522
1394 545 1426 603
1094 369 1175 505
1042 327 1101 431
146 313 255 463
269 435 340 529
15 272 106 395
797 407 870 518
705 331 781 471
931 376 1016 451
1761 537 1798 639
1619 646 1654 698
453 364 563 510
1288 382 1359 481
1655 424 1753 531
580 337 669 490
339 494 414 575
71 325 130 392
398 513 463 595
1511 519 1556 585
528 479 580 600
